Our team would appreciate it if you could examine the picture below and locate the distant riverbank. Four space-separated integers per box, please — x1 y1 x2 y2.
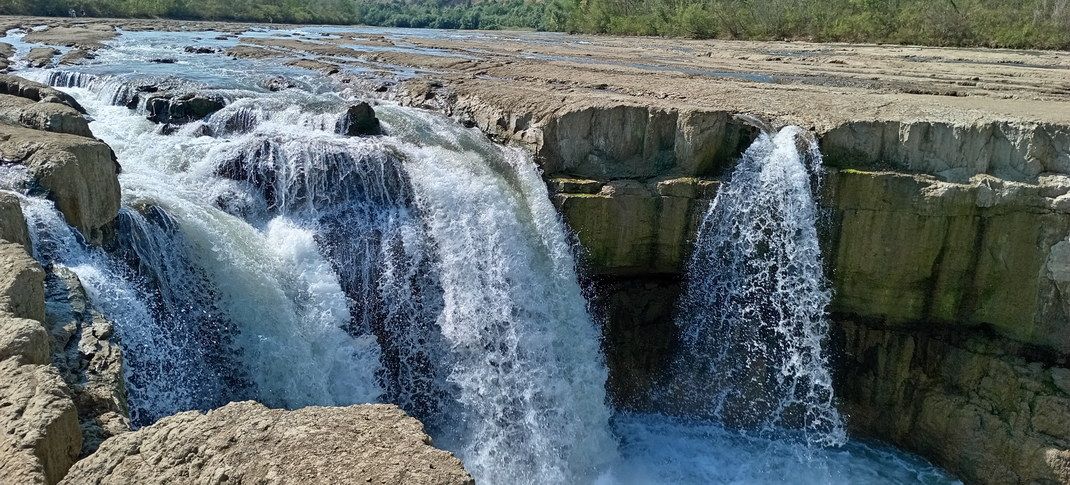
3 0 1069 51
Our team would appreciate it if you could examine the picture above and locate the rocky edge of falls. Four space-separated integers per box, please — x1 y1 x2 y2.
0 73 473 485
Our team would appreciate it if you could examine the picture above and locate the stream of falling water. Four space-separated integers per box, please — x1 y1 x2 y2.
2 27 959 484
666 127 844 446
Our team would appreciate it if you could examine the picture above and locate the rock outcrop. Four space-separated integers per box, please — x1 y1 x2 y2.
62 401 474 485
338 101 381 136
0 72 125 484
825 170 1070 354
44 268 127 457
0 240 83 485
0 359 81 485
838 321 1070 485
0 43 13 72
145 92 225 125
26 48 58 69
0 75 117 242
0 93 93 137
0 75 85 114
0 124 121 242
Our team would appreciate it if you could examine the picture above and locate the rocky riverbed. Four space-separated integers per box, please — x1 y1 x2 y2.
1 15 1068 485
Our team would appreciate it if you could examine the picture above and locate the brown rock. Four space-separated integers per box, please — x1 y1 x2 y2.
0 241 45 323
0 192 29 249
0 75 86 114
26 48 58 69
0 358 81 485
0 316 49 366
62 401 473 485
0 124 121 240
0 94 93 138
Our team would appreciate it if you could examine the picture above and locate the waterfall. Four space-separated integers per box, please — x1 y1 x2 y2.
11 193 230 425
395 110 618 483
24 66 617 484
667 126 846 447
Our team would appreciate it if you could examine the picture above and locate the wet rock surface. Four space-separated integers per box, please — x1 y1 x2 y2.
338 101 381 136
44 268 127 457
62 402 474 485
145 92 226 125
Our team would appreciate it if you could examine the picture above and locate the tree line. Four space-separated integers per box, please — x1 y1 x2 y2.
2 0 1068 50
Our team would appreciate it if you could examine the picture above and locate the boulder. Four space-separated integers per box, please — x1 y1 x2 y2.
0 124 122 240
58 50 97 66
261 76 296 92
0 94 93 138
0 75 86 114
183 46 219 54
0 316 49 366
145 93 225 125
0 358 81 485
62 401 473 485
0 241 45 323
338 101 381 136
26 48 59 69
0 192 29 249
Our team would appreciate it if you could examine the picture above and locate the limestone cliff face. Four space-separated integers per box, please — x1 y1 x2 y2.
401 83 1070 484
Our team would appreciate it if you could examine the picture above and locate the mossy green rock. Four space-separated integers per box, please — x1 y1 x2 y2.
825 170 1070 354
552 179 712 274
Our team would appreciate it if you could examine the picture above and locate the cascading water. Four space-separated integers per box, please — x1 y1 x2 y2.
665 126 845 446
13 30 617 481
5 27 961 485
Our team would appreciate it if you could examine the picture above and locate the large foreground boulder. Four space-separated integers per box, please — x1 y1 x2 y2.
63 401 473 485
